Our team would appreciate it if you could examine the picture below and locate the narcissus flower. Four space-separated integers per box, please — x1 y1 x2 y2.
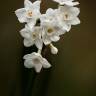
20 25 43 49
15 0 41 27
23 52 51 73
53 0 79 6
57 5 80 32
41 20 66 45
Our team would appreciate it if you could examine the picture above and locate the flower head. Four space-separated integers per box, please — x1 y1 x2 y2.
15 0 80 73
57 5 80 31
20 25 43 49
23 52 51 73
41 20 66 45
53 0 79 6
15 0 41 27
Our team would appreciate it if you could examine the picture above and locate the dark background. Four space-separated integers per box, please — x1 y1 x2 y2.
0 0 96 96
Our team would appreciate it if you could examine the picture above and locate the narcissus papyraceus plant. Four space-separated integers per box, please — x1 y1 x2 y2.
15 0 80 73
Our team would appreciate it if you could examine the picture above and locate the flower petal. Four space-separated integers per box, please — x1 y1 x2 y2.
34 64 42 73
23 54 32 59
27 19 36 28
24 39 34 47
42 58 51 68
70 17 80 25
24 0 33 9
15 8 26 23
56 29 66 35
52 0 79 6
31 52 43 62
62 22 71 32
24 59 34 68
68 7 80 19
73 2 79 6
46 8 56 16
20 28 30 39
32 0 41 10
50 35 60 42
35 39 43 49
43 35 51 45
64 1 79 6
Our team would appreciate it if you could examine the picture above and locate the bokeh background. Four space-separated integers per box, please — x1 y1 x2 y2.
0 0 96 96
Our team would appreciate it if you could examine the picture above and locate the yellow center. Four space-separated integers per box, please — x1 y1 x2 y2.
33 58 40 64
28 11 33 17
64 13 68 20
47 28 53 33
32 33 37 39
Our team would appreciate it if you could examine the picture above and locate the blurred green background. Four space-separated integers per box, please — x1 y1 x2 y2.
0 0 96 96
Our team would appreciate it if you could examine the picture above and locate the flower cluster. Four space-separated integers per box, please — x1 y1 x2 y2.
15 0 80 73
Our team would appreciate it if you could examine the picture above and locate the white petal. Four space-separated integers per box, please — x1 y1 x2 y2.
42 58 51 68
50 35 60 42
31 52 41 59
24 39 34 47
35 39 43 49
52 0 61 4
40 14 47 22
27 19 36 28
61 22 71 32
64 1 79 6
20 28 30 39
34 64 42 73
70 7 80 17
57 29 66 35
52 0 79 6
32 0 41 10
70 17 80 25
15 8 27 23
72 2 79 6
46 8 56 16
24 0 33 9
24 59 34 68
64 1 74 6
23 54 32 59
43 35 51 45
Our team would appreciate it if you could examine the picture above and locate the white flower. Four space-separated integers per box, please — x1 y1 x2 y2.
50 44 58 54
15 0 41 27
23 52 51 73
53 0 79 6
20 25 43 49
41 20 66 45
57 5 80 32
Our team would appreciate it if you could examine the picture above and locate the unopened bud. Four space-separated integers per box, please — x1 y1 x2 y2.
50 44 58 54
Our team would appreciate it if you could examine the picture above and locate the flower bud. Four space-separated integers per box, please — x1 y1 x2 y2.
50 44 58 54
